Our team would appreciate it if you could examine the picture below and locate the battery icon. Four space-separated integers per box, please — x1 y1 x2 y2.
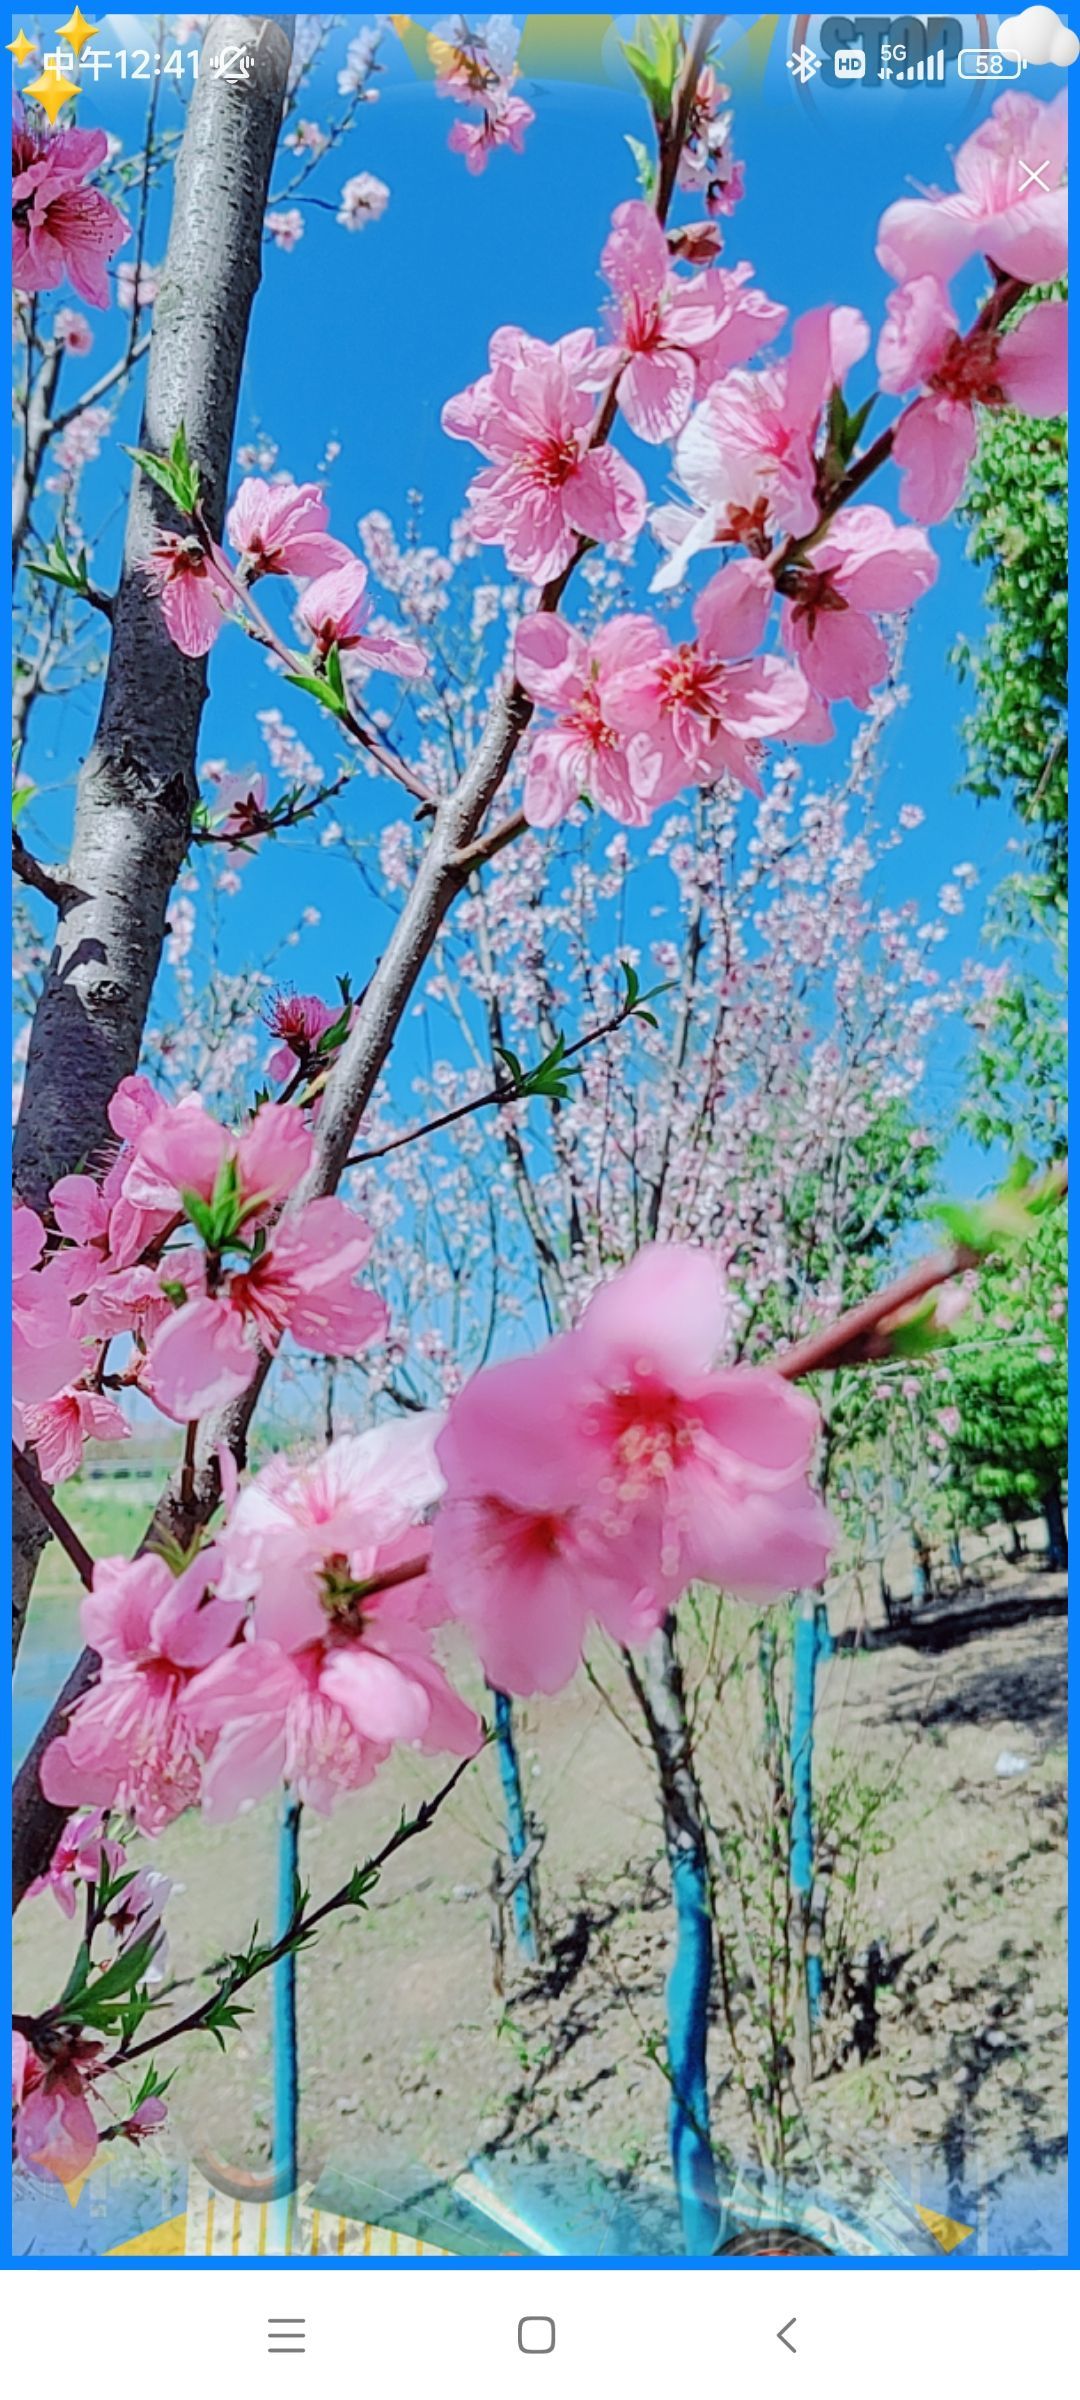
957 47 1022 78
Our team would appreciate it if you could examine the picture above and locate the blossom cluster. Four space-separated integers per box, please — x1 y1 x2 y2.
439 94 1066 825
146 472 428 676
26 1239 832 1863
12 99 129 307
433 13 535 176
13 1077 387 1453
14 1815 173 2185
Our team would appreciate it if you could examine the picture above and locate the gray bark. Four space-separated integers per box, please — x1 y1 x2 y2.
11 17 295 1661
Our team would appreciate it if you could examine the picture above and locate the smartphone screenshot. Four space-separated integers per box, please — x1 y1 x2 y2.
8 7 1072 2385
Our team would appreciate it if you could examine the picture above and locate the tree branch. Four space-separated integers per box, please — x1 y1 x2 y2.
86 1746 484 2074
11 829 84 912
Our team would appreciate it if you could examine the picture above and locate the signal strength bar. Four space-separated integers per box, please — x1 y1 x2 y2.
897 47 946 80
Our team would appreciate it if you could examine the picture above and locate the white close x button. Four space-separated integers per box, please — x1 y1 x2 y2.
1019 158 1052 193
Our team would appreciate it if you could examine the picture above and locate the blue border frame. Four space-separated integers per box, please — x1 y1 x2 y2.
4 6 1074 2273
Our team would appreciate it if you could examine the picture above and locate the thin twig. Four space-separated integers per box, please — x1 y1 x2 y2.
11 830 83 911
12 1446 96 1589
346 995 644 1166
90 1745 486 2073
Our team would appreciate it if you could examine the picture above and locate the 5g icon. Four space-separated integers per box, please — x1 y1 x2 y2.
818 16 964 85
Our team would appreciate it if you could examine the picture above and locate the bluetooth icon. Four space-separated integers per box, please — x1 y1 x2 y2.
787 42 822 82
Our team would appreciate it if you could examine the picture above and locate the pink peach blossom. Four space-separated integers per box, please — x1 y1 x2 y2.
605 558 814 797
40 1548 241 1834
225 477 349 581
144 533 234 658
183 1419 480 1816
214 1415 446 1646
21 1386 130 1485
266 990 343 1081
227 1198 388 1351
12 1201 85 1415
448 92 534 174
691 261 788 397
780 504 938 708
337 171 390 231
514 613 667 827
55 306 92 353
432 1245 835 1696
599 201 729 444
876 92 1068 288
121 1095 313 1220
878 278 1067 522
15 2047 101 2186
120 2094 169 2145
145 1199 387 1421
143 1294 255 1421
296 555 427 676
183 1624 480 1820
442 327 646 583
656 305 869 587
26 1808 125 1919
11 101 129 306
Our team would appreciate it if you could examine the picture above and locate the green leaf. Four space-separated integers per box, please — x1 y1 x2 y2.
624 133 656 197
343 1863 380 1908
323 641 346 707
126 421 201 515
283 667 350 723
497 1031 582 1106
494 1044 526 1094
179 1187 217 1246
27 531 91 596
12 785 33 822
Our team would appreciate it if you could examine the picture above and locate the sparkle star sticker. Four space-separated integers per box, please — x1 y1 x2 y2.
23 57 82 118
56 8 99 56
6 28 37 66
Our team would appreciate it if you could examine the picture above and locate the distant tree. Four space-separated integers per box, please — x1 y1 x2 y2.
952 289 1067 918
943 1213 1068 1565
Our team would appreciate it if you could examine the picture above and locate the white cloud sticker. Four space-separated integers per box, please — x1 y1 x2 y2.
997 7 1080 65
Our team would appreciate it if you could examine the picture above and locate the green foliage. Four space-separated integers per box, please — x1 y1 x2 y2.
127 421 201 516
620 15 682 121
285 640 350 723
27 530 93 600
962 965 1066 1161
943 1210 1067 1531
496 1030 582 1104
952 292 1067 912
933 1154 1064 1259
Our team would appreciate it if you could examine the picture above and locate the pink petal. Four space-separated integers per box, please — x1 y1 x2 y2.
320 1646 431 1744
876 276 957 395
620 345 696 445
146 1296 253 1422
892 395 976 526
602 200 670 307
997 301 1068 419
693 557 774 659
514 614 587 710
787 603 889 710
577 1243 729 1385
569 447 647 547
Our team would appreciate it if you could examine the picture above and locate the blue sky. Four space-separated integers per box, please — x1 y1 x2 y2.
19 17 1069 1177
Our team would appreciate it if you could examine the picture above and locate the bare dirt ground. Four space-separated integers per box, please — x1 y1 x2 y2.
13 1532 1067 2253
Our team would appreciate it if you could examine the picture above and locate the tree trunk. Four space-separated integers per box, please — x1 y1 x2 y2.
1043 1478 1068 1571
11 16 295 1656
625 1618 726 2255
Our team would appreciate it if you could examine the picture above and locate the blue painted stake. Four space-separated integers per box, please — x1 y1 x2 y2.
491 1688 538 1960
667 1842 722 2255
790 1600 826 2022
271 1794 301 2236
